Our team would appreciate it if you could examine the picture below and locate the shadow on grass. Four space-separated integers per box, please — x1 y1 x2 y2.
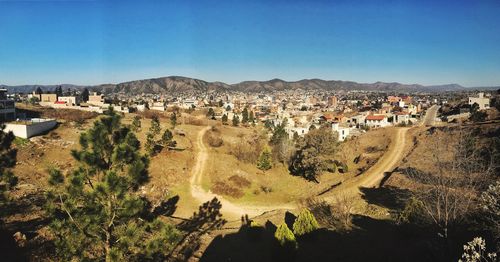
201 215 443 262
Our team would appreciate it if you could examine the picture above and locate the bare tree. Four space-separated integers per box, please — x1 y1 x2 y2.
405 128 492 238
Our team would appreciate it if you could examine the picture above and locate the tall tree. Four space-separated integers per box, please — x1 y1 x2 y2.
55 86 63 96
256 148 272 171
232 115 240 127
145 115 161 155
248 110 255 125
241 107 249 124
82 88 90 102
35 86 43 94
0 125 17 208
221 114 228 125
131 115 142 133
289 127 338 182
161 129 176 148
206 108 215 120
170 112 177 129
46 109 182 261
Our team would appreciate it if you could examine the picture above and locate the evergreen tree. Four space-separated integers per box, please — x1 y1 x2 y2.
46 109 182 261
289 127 338 182
274 223 297 249
82 88 90 102
292 209 319 236
293 131 300 141
232 115 240 126
241 107 249 124
248 110 255 124
170 112 177 129
257 148 272 171
221 114 228 125
0 125 17 206
55 86 63 96
35 86 43 94
226 105 231 112
218 100 224 107
161 129 176 148
206 108 215 120
145 115 161 155
131 115 142 133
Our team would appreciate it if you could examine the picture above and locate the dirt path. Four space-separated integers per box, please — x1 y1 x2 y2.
191 126 409 218
324 127 409 200
190 126 295 218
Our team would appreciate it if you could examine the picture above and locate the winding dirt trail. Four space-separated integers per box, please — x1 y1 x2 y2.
190 126 295 218
190 126 409 218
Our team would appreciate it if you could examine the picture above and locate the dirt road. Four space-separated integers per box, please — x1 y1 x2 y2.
190 126 295 218
191 126 409 218
422 105 439 126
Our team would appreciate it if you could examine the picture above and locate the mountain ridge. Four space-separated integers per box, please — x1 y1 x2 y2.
2 76 499 94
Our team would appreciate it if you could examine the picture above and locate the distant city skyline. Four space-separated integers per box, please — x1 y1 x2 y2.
1 0 500 87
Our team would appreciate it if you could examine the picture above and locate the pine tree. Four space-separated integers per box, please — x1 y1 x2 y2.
226 105 231 112
274 223 297 249
248 110 255 125
145 115 161 155
46 109 182 261
292 209 319 236
206 108 215 119
0 125 17 206
221 114 228 125
241 107 249 124
170 112 177 129
82 88 90 102
161 129 176 148
257 148 272 171
131 115 142 132
232 115 240 126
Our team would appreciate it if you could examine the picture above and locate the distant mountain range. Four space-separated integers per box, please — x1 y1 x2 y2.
2 76 499 95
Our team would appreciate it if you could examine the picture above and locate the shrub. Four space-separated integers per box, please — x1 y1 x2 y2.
207 132 223 147
228 175 251 188
211 181 244 198
292 209 320 236
274 223 297 249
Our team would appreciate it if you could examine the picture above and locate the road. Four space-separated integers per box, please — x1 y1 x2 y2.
422 105 439 126
190 126 294 218
190 125 409 218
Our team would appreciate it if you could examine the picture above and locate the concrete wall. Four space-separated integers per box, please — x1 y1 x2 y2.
4 119 57 138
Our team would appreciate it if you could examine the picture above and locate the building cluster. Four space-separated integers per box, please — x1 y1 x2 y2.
4 87 494 142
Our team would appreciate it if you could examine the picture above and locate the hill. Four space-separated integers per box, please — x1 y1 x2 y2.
2 76 499 94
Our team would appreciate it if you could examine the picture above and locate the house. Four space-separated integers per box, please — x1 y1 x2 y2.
0 89 16 122
88 92 105 106
58 96 81 106
365 114 389 128
40 93 58 103
468 93 490 110
394 112 411 125
331 122 350 141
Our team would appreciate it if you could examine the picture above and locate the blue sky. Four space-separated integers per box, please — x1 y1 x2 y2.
1 0 500 86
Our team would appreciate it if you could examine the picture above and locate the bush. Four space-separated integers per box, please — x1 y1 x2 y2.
211 181 244 198
274 223 297 249
228 175 251 188
207 132 223 147
292 209 320 236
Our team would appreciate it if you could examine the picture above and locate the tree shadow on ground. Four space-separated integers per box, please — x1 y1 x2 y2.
200 214 468 262
360 186 412 212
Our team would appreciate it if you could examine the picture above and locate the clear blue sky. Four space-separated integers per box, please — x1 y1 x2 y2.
1 0 500 86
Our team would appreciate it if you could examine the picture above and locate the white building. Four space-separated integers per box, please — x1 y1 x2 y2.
58 96 81 106
4 118 57 138
468 93 490 110
394 112 411 125
331 122 350 141
365 115 389 128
